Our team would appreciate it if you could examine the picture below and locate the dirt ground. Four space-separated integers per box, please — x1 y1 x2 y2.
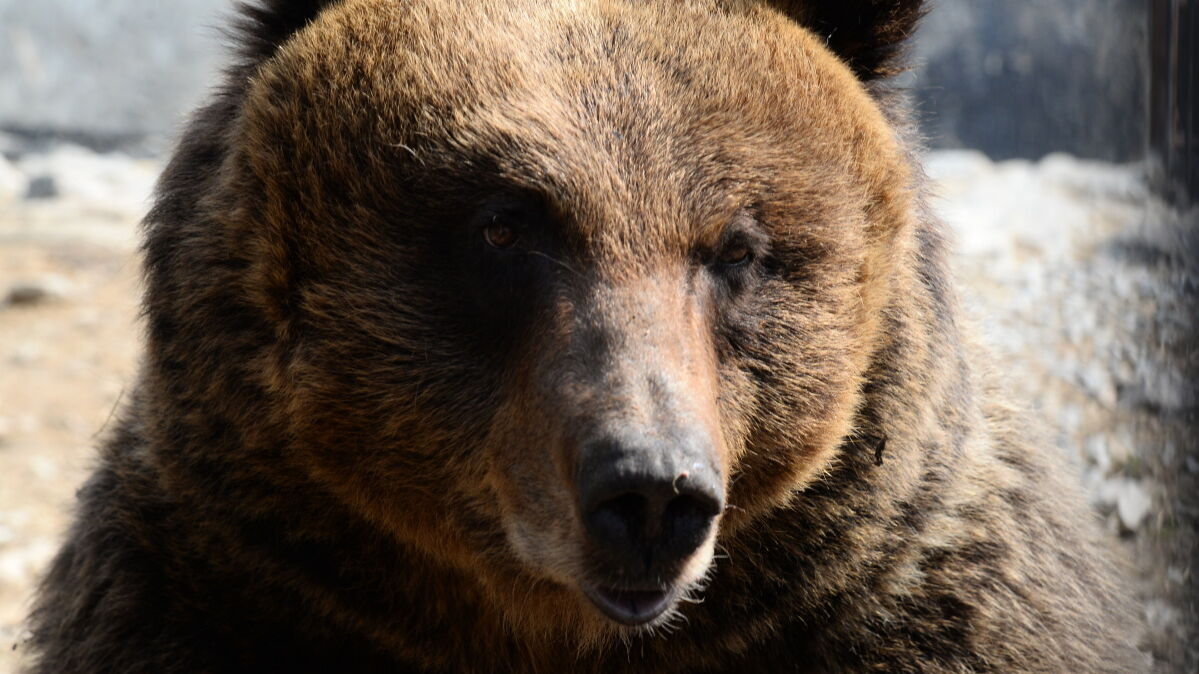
0 145 1194 672
0 146 149 674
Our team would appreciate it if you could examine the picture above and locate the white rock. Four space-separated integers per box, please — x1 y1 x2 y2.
1094 477 1123 508
1057 404 1083 437
1082 468 1108 506
1084 435 1110 474
0 539 57 585
1038 153 1147 202
1166 566 1187 585
1077 364 1118 408
1143 599 1182 633
1106 435 1132 467
15 144 158 214
5 274 74 306
924 149 994 184
0 153 27 205
1115 480 1152 532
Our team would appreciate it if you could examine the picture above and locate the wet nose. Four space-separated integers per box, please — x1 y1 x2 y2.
577 433 724 578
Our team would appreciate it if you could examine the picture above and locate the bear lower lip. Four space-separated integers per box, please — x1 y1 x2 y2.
583 585 676 626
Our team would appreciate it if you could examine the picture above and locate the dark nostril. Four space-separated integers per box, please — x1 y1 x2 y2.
582 474 722 574
587 493 647 550
660 487 722 558
663 494 716 541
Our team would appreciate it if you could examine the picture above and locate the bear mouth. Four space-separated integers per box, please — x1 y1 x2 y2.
581 583 679 626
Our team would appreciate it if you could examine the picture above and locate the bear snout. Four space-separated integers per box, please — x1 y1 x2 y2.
575 429 724 621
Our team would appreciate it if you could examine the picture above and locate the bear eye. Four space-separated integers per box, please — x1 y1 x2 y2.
483 218 519 249
716 241 752 267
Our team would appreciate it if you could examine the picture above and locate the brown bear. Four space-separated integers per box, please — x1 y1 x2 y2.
27 0 1147 672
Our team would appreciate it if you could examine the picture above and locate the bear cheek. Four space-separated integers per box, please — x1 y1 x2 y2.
715 274 868 529
481 374 586 581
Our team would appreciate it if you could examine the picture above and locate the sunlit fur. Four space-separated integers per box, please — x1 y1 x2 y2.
27 1 1147 672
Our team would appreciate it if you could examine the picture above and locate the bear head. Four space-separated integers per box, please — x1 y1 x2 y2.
165 0 923 643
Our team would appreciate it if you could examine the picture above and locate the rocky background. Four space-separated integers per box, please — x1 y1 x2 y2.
0 1 1195 672
0 0 1151 159
911 0 1147 162
0 0 229 152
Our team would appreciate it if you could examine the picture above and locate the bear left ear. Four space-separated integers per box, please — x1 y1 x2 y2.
233 0 344 67
769 0 926 81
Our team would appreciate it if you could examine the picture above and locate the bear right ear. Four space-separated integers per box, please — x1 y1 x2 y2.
233 0 344 66
768 0 926 81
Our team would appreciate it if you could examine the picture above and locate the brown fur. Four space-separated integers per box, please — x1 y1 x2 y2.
28 1 1146 672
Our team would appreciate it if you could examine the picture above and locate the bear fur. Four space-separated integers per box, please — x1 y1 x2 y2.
28 0 1146 672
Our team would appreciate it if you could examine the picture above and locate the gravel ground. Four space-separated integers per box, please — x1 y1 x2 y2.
928 151 1198 671
0 139 1194 672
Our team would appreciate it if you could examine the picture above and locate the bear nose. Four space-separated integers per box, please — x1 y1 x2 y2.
577 434 724 578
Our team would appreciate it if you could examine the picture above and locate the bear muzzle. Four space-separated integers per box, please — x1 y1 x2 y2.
575 429 724 625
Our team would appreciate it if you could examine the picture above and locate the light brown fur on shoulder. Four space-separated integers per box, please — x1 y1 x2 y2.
28 1 1147 672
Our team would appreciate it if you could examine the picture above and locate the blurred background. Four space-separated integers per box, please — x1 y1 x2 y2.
0 1 1195 671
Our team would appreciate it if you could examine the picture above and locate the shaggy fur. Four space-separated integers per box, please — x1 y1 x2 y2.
28 0 1146 672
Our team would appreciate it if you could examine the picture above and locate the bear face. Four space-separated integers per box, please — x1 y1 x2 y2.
222 0 917 639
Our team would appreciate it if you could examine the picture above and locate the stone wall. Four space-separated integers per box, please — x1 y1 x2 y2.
912 0 1148 162
0 0 231 152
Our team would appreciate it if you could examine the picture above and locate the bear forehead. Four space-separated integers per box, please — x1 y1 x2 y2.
274 0 844 99
244 0 906 243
